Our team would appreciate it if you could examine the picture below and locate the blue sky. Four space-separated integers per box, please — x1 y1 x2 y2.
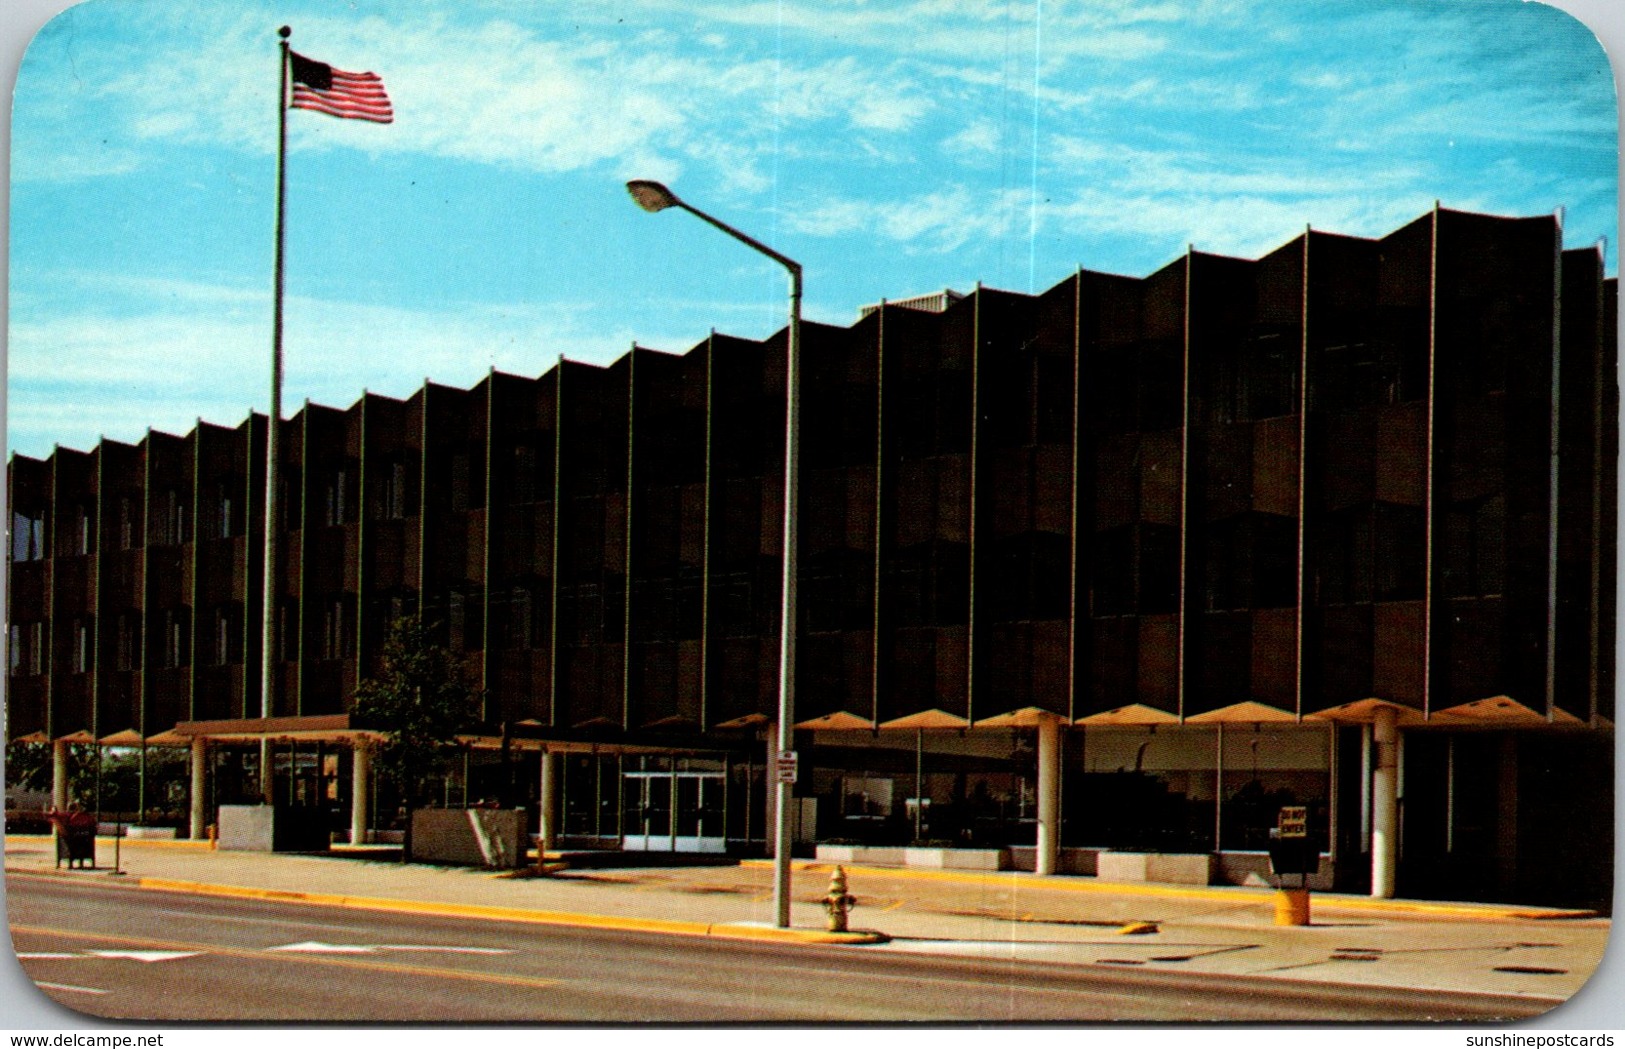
6 0 1618 458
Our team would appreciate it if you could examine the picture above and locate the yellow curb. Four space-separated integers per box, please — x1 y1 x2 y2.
134 877 886 945
5 833 212 851
741 861 1596 922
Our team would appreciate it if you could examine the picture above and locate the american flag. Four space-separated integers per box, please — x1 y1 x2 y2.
288 50 393 124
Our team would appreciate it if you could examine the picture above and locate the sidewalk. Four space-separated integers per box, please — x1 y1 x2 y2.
4 834 1609 1009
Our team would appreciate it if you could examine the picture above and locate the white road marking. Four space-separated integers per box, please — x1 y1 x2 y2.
86 950 204 963
374 945 512 955
35 981 109 996
16 953 80 960
266 941 514 955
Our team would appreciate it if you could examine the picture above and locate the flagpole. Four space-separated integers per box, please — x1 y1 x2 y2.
261 26 291 803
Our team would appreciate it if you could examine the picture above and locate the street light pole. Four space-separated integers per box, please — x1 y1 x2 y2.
626 180 801 928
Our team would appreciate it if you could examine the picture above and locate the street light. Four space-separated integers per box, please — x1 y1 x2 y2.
626 179 802 929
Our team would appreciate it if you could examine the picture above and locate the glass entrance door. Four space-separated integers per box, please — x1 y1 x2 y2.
623 771 725 852
622 773 672 852
673 774 727 853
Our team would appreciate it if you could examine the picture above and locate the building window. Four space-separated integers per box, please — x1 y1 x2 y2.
1442 494 1505 598
451 454 472 513
163 490 188 546
214 607 236 666
382 461 408 520
70 619 92 674
324 470 348 527
1312 335 1426 414
509 587 533 649
73 504 92 555
321 600 346 661
218 486 234 540
1201 513 1297 612
163 609 189 668
513 445 537 505
1238 330 1298 422
277 602 296 662
10 511 46 562
119 497 135 550
446 589 485 651
115 613 138 672
9 623 42 677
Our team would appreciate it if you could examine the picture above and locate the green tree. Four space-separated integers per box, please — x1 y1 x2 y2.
350 615 482 858
4 740 97 806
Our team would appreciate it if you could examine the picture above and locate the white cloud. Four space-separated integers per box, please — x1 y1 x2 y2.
943 118 1001 158
6 279 644 456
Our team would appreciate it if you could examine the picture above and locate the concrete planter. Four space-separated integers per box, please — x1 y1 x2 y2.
814 844 1008 870
123 825 177 840
815 844 905 866
1097 850 1216 886
216 805 275 851
409 808 526 868
902 846 1006 871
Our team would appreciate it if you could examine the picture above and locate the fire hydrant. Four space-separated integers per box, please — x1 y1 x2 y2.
823 865 857 933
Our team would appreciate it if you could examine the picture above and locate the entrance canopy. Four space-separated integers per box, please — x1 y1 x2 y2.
173 714 380 745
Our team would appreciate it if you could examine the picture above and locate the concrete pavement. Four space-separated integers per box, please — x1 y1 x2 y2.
4 834 1610 1014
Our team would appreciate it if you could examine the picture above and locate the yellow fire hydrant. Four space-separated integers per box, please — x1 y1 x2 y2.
823 865 857 933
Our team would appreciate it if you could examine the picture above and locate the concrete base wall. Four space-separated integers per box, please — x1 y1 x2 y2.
1097 851 1216 885
410 809 526 868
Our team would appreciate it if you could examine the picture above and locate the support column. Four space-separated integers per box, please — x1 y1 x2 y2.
1370 706 1399 898
189 737 208 840
52 738 70 811
350 739 372 846
538 749 560 852
1035 719 1060 877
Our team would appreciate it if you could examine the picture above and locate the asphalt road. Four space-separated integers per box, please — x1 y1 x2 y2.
7 873 1555 1023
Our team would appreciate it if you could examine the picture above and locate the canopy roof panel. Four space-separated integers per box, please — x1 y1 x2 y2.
795 711 875 731
879 708 971 730
1433 696 1584 726
1076 704 1179 726
1185 701 1297 724
974 706 1067 728
1303 698 1426 725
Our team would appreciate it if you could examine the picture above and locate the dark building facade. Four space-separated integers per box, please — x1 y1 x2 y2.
7 206 1616 907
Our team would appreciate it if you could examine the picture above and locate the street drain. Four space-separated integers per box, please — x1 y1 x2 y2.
1148 955 1193 963
1494 966 1567 975
1099 959 1145 966
1330 952 1381 962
